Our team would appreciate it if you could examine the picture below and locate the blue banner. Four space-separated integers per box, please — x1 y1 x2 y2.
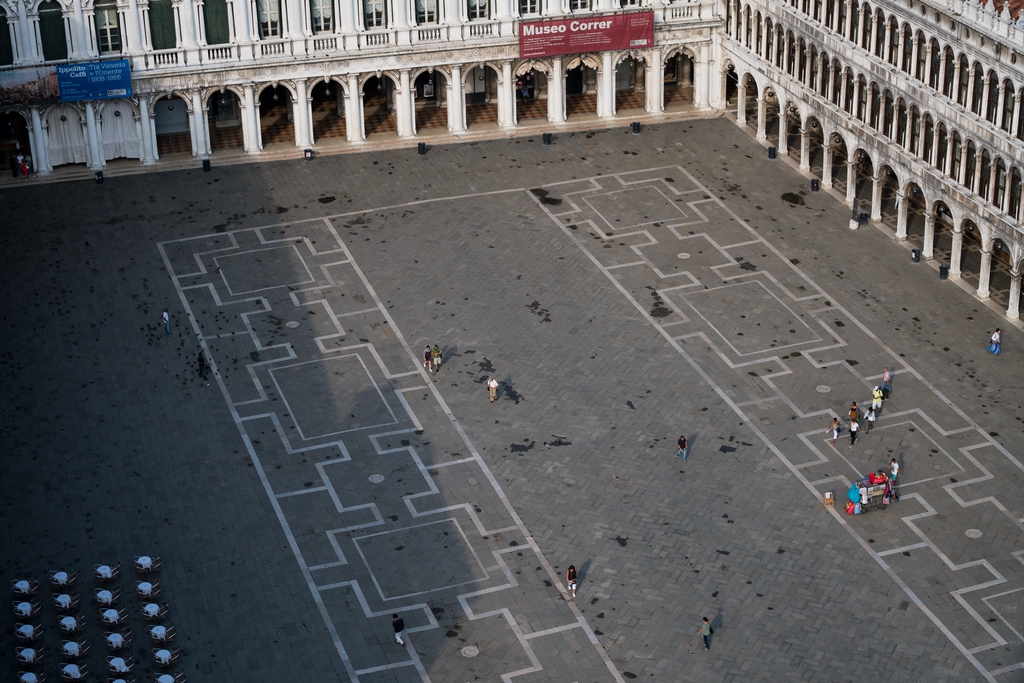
56 59 132 102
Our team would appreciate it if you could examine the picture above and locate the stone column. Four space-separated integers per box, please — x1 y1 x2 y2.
922 211 935 259
756 97 766 139
1007 268 1022 320
346 74 364 142
339 0 357 32
695 50 710 109
124 0 144 55
71 0 88 58
924 44 933 84
840 70 849 111
448 64 466 133
242 84 260 153
966 65 977 112
85 102 104 170
1012 92 1023 138
842 0 852 39
895 191 908 240
852 77 861 119
599 52 615 119
178 0 202 64
972 156 983 195
549 58 566 124
138 95 157 164
822 142 833 188
944 136 954 177
646 49 664 115
799 127 810 171
845 159 856 207
499 61 516 129
191 91 210 159
938 50 947 94
16 0 36 62
396 70 415 138
870 175 882 222
951 58 962 101
736 77 746 126
977 249 992 299
896 27 906 71
996 83 1006 127
777 106 789 156
293 79 312 147
949 229 963 279
29 106 50 175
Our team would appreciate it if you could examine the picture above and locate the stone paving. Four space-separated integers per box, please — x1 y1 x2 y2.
1 116 1022 683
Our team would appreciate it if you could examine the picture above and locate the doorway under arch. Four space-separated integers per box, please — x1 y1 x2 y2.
310 80 346 145
207 90 244 152
565 64 597 119
615 57 645 113
1 111 31 177
664 52 694 111
413 70 447 132
516 68 547 122
363 75 398 138
258 85 294 147
464 65 500 129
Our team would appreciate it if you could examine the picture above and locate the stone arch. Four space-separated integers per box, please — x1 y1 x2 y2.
358 70 399 90
255 80 298 102
564 54 600 72
304 75 350 99
461 62 501 86
201 84 246 108
514 58 551 76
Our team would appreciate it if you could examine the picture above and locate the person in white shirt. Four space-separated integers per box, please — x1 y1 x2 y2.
888 458 900 501
487 377 499 403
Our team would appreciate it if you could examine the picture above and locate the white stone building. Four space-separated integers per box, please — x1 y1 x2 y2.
1 0 1023 318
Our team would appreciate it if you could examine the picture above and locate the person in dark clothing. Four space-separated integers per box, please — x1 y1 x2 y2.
393 614 405 645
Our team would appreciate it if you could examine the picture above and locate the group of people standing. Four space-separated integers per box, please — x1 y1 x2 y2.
828 367 892 449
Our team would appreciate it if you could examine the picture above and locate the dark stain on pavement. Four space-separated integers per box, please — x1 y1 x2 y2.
530 188 562 206
780 192 805 205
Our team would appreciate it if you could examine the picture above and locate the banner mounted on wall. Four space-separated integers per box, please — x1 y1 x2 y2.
56 59 133 102
518 10 654 59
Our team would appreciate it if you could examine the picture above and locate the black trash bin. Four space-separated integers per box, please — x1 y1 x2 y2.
911 249 921 263
417 142 426 155
811 178 820 192
939 264 949 280
768 146 777 159
542 133 552 146
858 212 869 227
631 121 640 135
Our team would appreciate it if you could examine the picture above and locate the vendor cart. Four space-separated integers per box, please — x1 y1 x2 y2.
860 483 887 512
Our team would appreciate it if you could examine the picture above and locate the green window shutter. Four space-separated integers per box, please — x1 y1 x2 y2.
149 0 176 49
203 0 230 45
39 1 68 61
0 12 14 66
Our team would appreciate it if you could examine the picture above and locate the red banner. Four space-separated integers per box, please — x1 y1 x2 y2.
518 10 655 59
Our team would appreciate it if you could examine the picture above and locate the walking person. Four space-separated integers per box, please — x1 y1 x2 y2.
431 344 442 372
988 329 1002 355
197 350 209 380
881 367 892 397
871 386 884 412
487 376 499 403
698 617 713 651
827 417 841 445
888 458 900 501
392 614 405 646
566 565 578 598
865 408 876 434
162 309 171 335
849 419 859 448
423 345 433 372
676 434 688 461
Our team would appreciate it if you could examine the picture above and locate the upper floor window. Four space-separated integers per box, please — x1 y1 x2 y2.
569 0 590 10
416 0 437 24
257 0 282 38
364 0 386 28
620 0 640 6
0 8 14 66
203 0 231 45
95 1 122 54
38 0 68 61
468 0 489 19
311 0 334 33
149 0 177 50
519 0 538 15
